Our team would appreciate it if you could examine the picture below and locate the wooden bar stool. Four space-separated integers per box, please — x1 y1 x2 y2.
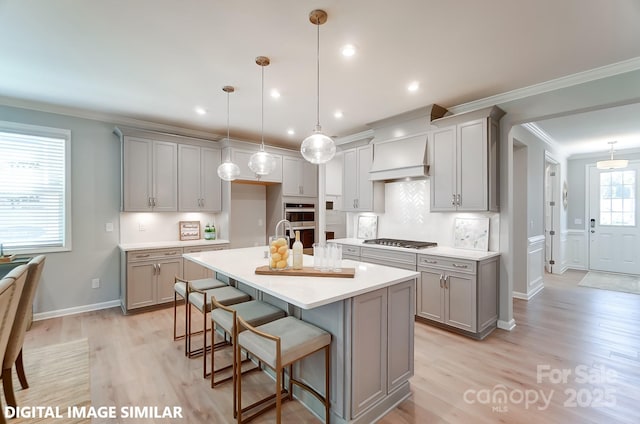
187 285 250 374
210 298 286 416
236 316 331 424
173 276 226 344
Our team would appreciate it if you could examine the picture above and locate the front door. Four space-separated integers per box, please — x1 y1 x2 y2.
589 163 640 274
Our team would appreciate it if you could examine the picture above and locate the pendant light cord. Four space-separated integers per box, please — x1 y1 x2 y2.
315 18 321 129
226 90 231 161
261 64 265 151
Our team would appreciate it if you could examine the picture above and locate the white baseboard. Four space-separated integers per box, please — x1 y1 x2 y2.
34 299 121 321
513 284 544 301
565 265 588 271
497 319 516 331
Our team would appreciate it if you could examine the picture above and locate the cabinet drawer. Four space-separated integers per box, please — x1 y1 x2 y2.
341 245 361 257
361 247 416 267
128 248 183 262
417 255 476 274
183 244 229 254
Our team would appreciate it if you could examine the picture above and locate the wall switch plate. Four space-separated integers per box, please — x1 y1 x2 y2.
91 278 100 289
138 222 145 231
105 222 114 232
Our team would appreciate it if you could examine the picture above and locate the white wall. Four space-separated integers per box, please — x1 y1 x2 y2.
230 183 266 248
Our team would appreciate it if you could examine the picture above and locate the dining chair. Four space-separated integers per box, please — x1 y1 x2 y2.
2 256 45 408
0 265 28 424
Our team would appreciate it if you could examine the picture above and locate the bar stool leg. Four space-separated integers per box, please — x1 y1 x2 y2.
325 345 331 424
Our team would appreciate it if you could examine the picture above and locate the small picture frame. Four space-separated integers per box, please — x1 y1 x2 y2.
179 221 200 241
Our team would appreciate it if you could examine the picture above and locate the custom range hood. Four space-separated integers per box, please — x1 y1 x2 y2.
369 104 447 182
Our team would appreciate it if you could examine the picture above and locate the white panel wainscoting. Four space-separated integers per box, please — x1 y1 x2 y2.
514 235 545 300
565 229 588 271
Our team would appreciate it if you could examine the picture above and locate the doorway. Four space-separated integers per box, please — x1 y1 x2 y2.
588 162 640 274
544 153 560 274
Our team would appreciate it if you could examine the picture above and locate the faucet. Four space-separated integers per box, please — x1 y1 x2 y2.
275 219 293 239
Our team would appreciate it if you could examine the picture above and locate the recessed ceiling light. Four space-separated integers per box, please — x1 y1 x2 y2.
195 106 207 115
407 81 419 92
334 110 343 119
341 44 356 57
287 129 295 135
270 89 281 99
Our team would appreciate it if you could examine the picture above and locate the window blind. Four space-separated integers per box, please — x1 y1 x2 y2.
0 128 68 251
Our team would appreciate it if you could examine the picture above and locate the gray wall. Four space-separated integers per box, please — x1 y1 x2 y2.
567 151 640 230
1 105 121 314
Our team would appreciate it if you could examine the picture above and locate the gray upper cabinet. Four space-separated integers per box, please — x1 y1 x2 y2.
282 156 317 197
430 106 504 212
123 136 177 212
342 144 383 212
178 144 222 212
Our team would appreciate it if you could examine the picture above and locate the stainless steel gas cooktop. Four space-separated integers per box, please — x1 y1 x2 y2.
363 238 438 249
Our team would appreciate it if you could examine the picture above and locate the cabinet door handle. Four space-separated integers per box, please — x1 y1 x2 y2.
201 198 204 207
165 251 177 255
151 197 156 207
152 264 157 275
157 263 161 274
444 275 449 289
452 263 468 269
439 274 444 288
452 194 456 206
457 194 461 206
136 253 150 258
148 197 152 207
423 259 437 264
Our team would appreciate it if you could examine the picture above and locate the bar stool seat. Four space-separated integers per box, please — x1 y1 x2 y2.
187 285 251 369
173 277 227 342
236 316 331 424
210 299 286 417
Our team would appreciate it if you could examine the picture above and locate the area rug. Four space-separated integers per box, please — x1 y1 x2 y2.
0 338 91 424
578 271 640 295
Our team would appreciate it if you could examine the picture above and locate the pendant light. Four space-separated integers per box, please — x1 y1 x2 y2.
300 9 336 164
248 56 277 177
597 141 628 170
217 85 241 181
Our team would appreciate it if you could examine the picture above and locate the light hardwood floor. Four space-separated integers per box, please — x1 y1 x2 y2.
22 270 640 423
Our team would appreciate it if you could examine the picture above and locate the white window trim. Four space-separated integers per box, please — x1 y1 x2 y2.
0 120 72 254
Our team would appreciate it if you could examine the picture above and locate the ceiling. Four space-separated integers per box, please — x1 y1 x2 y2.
1 0 640 152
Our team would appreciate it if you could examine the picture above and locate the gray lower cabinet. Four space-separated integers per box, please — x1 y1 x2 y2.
121 244 229 313
417 254 498 338
183 244 229 280
124 248 183 311
351 279 414 418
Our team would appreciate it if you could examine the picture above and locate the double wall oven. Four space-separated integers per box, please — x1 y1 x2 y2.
284 203 315 249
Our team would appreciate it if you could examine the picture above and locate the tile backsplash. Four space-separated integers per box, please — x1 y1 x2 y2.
346 179 499 251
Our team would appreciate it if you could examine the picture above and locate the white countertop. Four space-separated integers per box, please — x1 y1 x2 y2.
119 239 230 252
331 238 500 261
183 246 419 310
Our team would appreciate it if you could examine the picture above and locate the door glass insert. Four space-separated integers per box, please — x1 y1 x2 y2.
600 170 636 226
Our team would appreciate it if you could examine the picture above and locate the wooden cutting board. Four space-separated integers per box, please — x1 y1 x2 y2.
255 265 355 278
0 255 16 264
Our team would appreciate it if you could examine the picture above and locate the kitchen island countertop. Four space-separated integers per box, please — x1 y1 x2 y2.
184 245 419 310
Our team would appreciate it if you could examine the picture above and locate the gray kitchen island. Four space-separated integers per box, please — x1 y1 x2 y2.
184 246 419 424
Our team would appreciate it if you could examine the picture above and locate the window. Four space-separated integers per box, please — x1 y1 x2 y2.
599 170 636 226
0 121 71 253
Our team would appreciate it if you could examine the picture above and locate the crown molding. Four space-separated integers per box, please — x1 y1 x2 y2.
521 122 567 156
0 94 224 141
448 57 640 115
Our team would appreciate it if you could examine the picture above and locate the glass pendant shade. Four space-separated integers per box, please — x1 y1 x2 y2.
216 85 240 181
249 148 277 176
217 160 241 181
301 126 336 164
596 159 628 170
596 141 628 170
301 9 336 165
